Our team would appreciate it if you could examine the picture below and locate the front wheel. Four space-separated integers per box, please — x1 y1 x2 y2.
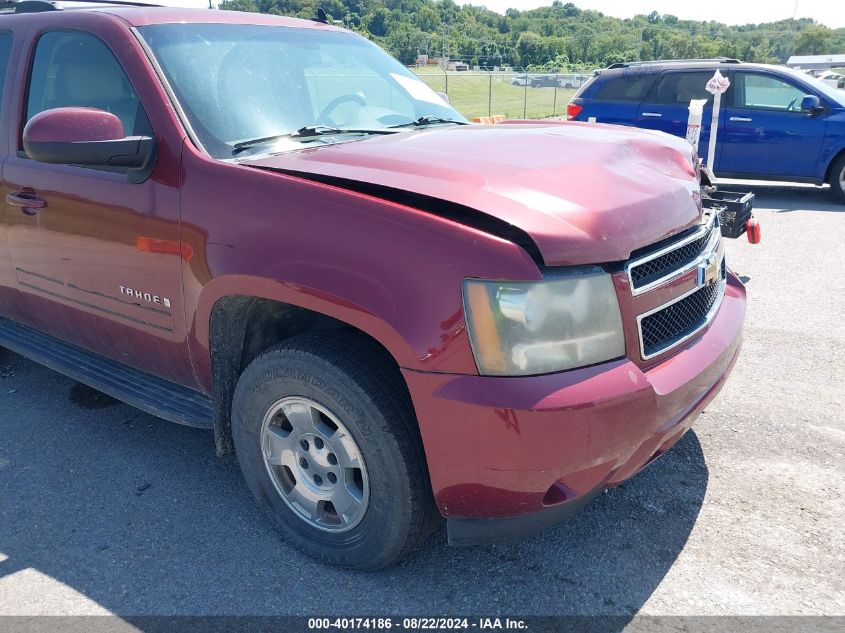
830 154 845 203
231 332 437 569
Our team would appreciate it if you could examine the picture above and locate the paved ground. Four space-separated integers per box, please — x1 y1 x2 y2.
0 183 843 622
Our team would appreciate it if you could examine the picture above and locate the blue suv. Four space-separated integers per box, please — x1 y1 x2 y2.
568 59 845 201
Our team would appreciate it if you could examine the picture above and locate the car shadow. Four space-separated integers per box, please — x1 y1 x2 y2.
0 355 708 626
723 182 843 213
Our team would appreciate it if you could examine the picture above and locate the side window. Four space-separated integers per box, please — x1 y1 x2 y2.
652 72 715 105
26 31 145 137
0 32 13 116
738 73 806 111
593 74 655 102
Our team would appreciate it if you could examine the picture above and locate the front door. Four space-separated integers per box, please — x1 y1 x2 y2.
718 71 826 179
3 29 196 387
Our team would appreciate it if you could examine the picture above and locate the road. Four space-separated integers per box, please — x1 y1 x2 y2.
0 183 843 626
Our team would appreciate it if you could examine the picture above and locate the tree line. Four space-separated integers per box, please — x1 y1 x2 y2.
219 0 845 70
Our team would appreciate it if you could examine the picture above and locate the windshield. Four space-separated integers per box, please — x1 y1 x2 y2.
138 23 466 158
783 67 845 107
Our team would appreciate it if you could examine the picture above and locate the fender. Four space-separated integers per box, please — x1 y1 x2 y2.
820 109 845 182
179 143 543 392
191 273 418 390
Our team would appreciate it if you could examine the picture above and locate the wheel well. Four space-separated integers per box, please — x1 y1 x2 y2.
826 148 845 184
824 148 845 184
208 296 407 455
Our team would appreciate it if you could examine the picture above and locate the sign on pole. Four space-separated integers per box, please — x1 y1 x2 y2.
686 98 708 151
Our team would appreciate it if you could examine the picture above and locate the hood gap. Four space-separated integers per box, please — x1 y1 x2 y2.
249 165 545 269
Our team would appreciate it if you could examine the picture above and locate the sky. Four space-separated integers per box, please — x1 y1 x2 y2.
474 0 845 29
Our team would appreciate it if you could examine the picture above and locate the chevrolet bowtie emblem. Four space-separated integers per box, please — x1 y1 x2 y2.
697 253 721 287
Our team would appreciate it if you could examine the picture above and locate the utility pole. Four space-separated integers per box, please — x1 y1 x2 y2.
789 0 800 57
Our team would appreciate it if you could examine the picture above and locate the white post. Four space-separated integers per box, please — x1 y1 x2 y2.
704 70 731 175
707 92 721 171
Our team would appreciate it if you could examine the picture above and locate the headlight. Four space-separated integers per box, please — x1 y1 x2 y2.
462 268 625 376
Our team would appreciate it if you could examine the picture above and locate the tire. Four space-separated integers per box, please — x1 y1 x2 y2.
830 154 845 203
231 331 438 569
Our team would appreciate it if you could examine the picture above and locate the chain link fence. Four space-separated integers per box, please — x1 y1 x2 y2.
412 68 591 120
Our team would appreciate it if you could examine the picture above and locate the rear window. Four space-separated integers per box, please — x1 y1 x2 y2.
591 73 655 102
651 72 716 105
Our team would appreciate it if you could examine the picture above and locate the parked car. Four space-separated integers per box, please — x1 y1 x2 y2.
528 74 560 88
816 70 845 90
559 73 590 89
568 59 845 201
511 73 561 88
0 2 746 569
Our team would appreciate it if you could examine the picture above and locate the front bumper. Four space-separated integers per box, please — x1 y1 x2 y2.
402 273 746 543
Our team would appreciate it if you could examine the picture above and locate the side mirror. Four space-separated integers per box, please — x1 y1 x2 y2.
800 94 823 113
436 91 450 104
23 107 155 176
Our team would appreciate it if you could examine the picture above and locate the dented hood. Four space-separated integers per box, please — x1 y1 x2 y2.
243 122 702 266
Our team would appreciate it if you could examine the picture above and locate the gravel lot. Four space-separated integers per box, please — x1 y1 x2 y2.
0 183 843 624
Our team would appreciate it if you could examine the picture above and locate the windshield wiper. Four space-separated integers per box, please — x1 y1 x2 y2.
292 125 400 138
232 126 398 154
291 125 349 138
232 133 293 153
389 115 468 129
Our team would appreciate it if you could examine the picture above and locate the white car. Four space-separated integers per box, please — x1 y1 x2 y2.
816 71 845 89
558 73 590 89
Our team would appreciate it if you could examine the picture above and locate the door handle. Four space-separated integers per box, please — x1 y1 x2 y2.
6 191 46 215
641 112 662 117
730 116 752 122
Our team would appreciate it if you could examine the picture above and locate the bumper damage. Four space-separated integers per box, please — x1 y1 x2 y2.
403 274 746 544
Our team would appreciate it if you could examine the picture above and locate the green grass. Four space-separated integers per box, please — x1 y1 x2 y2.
413 70 576 120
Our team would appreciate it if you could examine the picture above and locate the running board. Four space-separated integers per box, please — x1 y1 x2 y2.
0 317 213 428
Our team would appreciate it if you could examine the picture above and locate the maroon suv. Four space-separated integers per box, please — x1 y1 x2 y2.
0 4 745 569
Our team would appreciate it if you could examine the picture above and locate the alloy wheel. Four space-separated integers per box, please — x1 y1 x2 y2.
260 396 369 532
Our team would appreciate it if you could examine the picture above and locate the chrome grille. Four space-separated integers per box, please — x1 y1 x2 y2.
639 280 724 359
626 209 727 360
629 233 710 290
626 213 718 295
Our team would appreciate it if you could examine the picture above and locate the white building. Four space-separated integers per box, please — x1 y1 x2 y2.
786 54 845 70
